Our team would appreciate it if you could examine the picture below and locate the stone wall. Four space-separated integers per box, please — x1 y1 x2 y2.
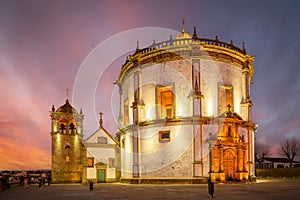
52 133 84 183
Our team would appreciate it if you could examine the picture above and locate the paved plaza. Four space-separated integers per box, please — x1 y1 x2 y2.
1 178 300 200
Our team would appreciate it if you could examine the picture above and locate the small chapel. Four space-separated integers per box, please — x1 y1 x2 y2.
50 26 256 183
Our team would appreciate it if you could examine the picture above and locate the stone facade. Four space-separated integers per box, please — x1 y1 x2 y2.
116 27 256 182
50 99 85 183
82 114 119 184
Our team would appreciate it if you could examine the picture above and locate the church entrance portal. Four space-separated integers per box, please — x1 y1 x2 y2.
223 150 235 180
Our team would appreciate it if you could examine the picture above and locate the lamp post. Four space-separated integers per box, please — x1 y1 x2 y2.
206 132 217 181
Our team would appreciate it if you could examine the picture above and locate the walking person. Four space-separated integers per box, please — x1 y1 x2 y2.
24 177 29 188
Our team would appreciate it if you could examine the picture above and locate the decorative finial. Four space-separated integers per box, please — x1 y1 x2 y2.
225 104 233 118
192 26 198 40
242 42 246 54
152 40 156 49
227 104 232 112
80 108 83 115
230 40 233 49
215 35 219 45
181 18 186 33
52 105 55 112
135 41 140 54
99 112 103 127
169 35 173 45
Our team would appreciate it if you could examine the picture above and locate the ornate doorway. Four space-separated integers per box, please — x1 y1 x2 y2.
96 162 107 183
97 169 106 183
223 150 235 180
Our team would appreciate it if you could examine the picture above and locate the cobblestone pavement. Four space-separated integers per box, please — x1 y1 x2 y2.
1 178 300 200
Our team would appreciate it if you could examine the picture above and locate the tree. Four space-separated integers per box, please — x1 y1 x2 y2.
255 142 270 168
279 137 299 168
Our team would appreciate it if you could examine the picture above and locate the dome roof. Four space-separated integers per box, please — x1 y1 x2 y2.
56 99 78 114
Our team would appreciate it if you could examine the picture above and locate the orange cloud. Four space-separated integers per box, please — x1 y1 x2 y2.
0 136 51 170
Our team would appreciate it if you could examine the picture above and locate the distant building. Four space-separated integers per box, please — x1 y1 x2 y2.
256 157 298 168
116 26 256 182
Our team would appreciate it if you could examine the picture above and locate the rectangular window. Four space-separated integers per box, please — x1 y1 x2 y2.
134 72 139 100
108 158 115 168
124 98 129 126
159 130 170 141
98 137 107 144
156 86 174 119
218 85 233 114
87 157 94 167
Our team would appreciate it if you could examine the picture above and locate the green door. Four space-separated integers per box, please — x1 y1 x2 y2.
98 169 106 183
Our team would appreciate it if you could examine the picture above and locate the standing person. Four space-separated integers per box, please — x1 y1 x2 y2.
47 175 51 186
38 177 42 188
24 177 29 188
2 177 7 191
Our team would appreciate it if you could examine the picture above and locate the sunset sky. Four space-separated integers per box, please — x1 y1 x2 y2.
1 0 300 170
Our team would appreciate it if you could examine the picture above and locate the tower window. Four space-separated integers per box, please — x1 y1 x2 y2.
156 86 174 119
69 123 76 134
159 130 171 142
98 137 107 144
66 156 70 162
64 143 71 149
59 124 66 134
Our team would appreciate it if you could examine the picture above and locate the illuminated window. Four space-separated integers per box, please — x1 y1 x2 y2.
218 85 233 114
98 137 107 144
157 86 174 119
124 98 129 126
59 118 67 134
87 157 94 167
66 155 70 162
159 130 170 142
69 122 76 134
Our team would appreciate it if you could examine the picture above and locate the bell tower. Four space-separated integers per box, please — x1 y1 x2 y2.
50 99 85 183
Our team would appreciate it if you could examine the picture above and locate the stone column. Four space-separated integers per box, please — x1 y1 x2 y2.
219 146 223 172
132 71 141 178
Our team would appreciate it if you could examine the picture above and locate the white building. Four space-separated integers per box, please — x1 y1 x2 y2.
116 27 256 183
82 113 118 183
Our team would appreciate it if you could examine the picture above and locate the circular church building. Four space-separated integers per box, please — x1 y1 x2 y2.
116 27 256 183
